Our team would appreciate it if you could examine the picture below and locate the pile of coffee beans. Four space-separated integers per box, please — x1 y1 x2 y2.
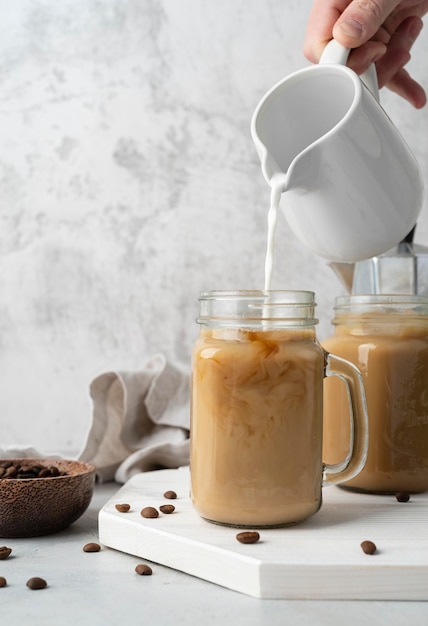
0 461 67 479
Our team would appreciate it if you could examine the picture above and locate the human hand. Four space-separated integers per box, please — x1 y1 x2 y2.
303 0 428 108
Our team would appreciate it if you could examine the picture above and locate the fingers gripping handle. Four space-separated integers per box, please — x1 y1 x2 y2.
319 39 350 65
323 352 369 486
319 39 380 101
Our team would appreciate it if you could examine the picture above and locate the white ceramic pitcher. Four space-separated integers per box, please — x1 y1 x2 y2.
251 40 424 263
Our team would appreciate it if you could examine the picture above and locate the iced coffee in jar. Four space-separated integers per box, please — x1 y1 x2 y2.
323 294 428 494
190 290 368 528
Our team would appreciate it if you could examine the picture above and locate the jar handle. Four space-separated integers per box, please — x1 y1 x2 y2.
322 352 369 486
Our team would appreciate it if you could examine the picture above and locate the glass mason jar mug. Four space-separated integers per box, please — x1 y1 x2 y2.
323 294 428 494
190 290 368 528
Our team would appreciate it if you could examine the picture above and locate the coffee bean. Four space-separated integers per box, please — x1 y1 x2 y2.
135 564 153 576
236 531 260 544
141 507 159 519
163 490 177 500
26 577 47 590
38 468 51 478
361 540 377 555
4 466 18 478
0 461 67 479
0 577 6 588
395 492 410 503
83 542 101 553
159 504 175 514
0 547 12 560
115 503 131 513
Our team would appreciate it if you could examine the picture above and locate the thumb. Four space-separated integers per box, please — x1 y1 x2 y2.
332 0 401 46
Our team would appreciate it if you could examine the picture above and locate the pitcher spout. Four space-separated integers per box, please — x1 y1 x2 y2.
329 262 355 293
256 148 290 191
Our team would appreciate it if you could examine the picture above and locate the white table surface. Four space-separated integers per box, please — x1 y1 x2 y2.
1 480 428 626
99 469 428 601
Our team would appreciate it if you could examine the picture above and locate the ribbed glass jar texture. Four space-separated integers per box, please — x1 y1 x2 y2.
190 290 325 527
322 294 428 493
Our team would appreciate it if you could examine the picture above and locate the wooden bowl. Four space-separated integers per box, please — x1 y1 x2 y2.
0 458 96 538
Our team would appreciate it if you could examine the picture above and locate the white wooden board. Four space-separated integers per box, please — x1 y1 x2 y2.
98 467 428 599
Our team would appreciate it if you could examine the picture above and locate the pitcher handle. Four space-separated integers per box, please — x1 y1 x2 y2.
319 39 379 101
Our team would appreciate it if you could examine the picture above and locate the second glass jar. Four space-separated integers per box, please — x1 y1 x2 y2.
323 294 428 494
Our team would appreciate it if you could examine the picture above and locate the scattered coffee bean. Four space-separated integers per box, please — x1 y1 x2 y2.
236 531 260 544
141 507 159 519
135 563 153 576
0 547 12 560
115 503 131 513
360 540 377 555
395 492 410 503
159 504 175 514
0 461 67 480
163 490 177 500
83 542 101 553
26 577 47 590
0 577 6 588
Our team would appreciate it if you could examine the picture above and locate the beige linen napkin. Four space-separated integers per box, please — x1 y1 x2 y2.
78 353 190 482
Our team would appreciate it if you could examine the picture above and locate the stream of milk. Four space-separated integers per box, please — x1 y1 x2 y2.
264 175 284 291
